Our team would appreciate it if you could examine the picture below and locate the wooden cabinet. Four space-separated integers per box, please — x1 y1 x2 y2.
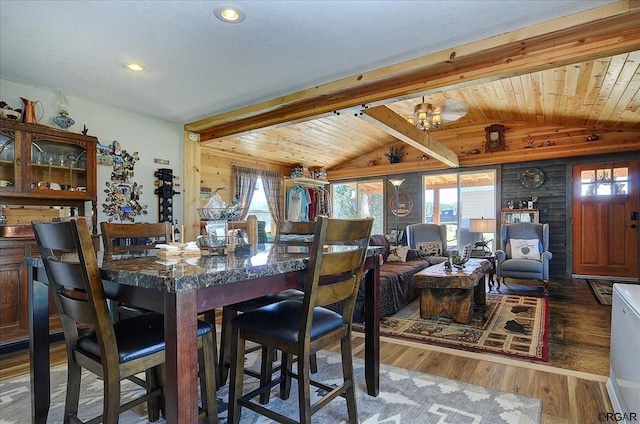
501 209 539 225
0 118 97 347
0 119 98 230
0 237 62 346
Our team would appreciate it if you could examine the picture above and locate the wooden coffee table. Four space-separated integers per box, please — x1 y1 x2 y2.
412 258 491 324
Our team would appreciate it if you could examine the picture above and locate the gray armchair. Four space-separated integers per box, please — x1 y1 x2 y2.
405 223 452 264
495 222 553 294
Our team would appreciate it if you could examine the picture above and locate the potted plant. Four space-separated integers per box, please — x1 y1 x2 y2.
384 144 404 163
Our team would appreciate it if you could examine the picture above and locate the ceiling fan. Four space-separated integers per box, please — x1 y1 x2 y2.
410 97 469 131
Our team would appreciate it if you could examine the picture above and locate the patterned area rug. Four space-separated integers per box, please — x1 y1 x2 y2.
587 279 613 305
357 293 548 361
0 351 542 424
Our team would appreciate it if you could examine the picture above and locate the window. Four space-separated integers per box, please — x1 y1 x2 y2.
332 180 384 235
580 166 629 196
247 177 273 234
423 170 496 250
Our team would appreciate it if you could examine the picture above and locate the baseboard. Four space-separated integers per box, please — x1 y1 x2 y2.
573 274 638 283
0 332 64 356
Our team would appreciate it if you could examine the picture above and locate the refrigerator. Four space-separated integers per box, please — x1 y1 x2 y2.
607 283 640 424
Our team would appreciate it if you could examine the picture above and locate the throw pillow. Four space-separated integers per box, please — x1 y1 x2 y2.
387 246 410 262
510 239 541 260
416 241 442 256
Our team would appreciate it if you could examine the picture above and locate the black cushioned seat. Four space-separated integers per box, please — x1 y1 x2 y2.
232 300 343 343
230 289 304 313
78 312 214 363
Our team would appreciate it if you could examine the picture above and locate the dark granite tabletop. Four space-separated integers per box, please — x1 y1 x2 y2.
26 244 384 294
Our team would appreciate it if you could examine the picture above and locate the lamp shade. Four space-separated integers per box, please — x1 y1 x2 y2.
469 218 496 233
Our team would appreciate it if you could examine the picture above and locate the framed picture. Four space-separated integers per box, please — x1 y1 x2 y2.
484 124 505 152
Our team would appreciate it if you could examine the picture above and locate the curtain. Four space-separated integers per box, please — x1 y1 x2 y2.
232 166 259 220
261 169 283 226
232 166 283 223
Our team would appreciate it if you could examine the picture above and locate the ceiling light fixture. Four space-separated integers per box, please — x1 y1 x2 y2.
408 97 469 132
122 62 147 72
412 97 442 132
214 4 246 23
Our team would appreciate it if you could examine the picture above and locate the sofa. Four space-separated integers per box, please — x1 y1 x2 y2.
348 234 434 323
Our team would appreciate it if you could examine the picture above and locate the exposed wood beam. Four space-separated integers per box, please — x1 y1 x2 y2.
360 106 459 168
188 1 640 142
327 136 640 180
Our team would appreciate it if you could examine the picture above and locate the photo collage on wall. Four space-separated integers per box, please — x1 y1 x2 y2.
98 140 148 222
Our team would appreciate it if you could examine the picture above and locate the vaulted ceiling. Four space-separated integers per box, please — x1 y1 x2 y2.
189 1 640 175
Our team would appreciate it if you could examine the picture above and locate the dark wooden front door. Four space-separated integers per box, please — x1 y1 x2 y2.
572 161 638 278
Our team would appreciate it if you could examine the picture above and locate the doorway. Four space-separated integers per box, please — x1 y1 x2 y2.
572 161 638 279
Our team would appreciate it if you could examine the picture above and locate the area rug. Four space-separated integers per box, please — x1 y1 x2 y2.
587 279 613 305
356 293 548 362
0 351 541 424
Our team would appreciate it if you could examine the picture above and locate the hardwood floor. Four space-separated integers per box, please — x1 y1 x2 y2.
500 277 612 376
0 277 616 423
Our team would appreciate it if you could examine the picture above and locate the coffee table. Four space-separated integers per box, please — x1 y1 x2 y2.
412 258 491 324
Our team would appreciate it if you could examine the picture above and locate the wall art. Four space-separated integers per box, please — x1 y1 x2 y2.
101 140 148 222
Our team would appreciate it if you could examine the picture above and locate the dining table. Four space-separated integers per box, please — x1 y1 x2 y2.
26 243 382 424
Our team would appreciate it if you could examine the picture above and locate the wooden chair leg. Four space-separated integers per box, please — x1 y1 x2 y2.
310 353 318 374
219 306 237 386
155 364 166 419
200 331 218 424
103 373 121 424
279 353 293 400
259 346 274 404
145 368 160 422
203 309 220 388
227 327 246 424
543 280 549 295
64 360 82 421
341 337 358 423
296 354 312 424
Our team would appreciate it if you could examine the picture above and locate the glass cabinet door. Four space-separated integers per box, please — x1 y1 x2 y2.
29 139 88 192
0 129 17 192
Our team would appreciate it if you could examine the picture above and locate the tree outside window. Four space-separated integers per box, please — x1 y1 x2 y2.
332 180 383 235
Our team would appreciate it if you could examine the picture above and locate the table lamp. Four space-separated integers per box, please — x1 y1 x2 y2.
469 217 496 253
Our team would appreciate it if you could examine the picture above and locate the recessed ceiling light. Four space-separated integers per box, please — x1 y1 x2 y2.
214 4 246 23
122 61 147 72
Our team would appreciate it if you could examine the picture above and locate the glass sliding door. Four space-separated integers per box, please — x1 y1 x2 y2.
423 169 496 250
423 173 457 249
459 170 497 252
332 179 383 235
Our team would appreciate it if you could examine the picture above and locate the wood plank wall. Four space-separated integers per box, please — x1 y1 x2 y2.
200 149 290 206
343 152 639 278
503 151 640 277
501 161 568 277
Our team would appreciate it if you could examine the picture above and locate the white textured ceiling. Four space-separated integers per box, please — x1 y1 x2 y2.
0 0 616 124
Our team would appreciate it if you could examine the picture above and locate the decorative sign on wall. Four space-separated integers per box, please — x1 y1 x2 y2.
100 140 148 222
389 190 414 217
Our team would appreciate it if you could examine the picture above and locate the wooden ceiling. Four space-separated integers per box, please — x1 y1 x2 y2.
190 1 640 176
